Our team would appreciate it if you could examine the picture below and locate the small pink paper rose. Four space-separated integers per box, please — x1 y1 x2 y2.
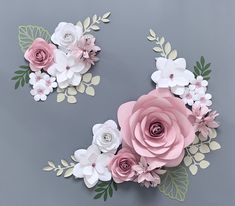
117 88 195 168
108 148 139 183
24 38 56 71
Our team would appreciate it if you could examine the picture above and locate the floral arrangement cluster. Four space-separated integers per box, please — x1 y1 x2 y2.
44 29 221 202
12 12 111 103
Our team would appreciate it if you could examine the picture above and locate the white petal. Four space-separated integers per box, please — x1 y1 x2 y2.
174 58 186 70
99 169 112 181
171 86 185 95
74 149 87 162
58 81 69 89
33 95 40 101
73 163 84 178
40 94 47 101
83 166 93 176
183 70 195 81
151 71 162 83
80 63 91 74
156 57 168 71
47 64 57 76
158 78 170 88
205 93 212 100
104 120 118 129
174 76 189 86
71 62 85 73
92 124 102 135
71 74 82 86
96 153 113 167
84 171 99 188
87 144 101 157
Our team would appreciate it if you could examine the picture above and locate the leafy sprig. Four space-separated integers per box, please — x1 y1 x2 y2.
77 12 111 34
11 65 30 89
94 180 117 201
147 29 178 60
193 56 211 80
43 156 77 178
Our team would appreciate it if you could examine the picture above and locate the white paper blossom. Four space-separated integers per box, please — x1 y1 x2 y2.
180 88 196 106
29 71 46 85
92 120 122 154
73 145 113 188
48 49 87 89
51 22 83 50
44 75 57 92
189 76 208 93
30 80 50 101
195 93 212 107
151 57 194 95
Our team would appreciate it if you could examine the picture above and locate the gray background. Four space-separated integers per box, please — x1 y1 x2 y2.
0 0 234 205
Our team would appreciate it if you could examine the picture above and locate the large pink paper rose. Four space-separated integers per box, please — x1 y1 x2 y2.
118 88 195 168
108 148 139 183
24 38 56 71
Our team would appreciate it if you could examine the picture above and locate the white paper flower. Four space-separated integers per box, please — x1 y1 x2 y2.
44 75 57 92
180 88 196 106
30 80 50 101
151 57 194 95
47 49 86 88
73 144 113 188
51 22 83 50
195 93 212 107
29 71 46 85
92 120 122 153
189 76 208 93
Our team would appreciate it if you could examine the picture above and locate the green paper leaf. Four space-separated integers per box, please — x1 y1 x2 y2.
158 165 189 202
12 66 30 89
93 180 117 201
193 56 211 80
18 25 51 53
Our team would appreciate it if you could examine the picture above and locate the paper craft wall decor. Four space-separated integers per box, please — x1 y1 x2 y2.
12 12 111 103
43 28 221 202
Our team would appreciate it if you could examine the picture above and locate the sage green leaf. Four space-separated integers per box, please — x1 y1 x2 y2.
82 73 92 83
94 193 103 199
86 86 95 96
64 168 73 178
102 11 111 19
200 56 205 66
158 166 189 202
18 25 51 53
91 76 100 85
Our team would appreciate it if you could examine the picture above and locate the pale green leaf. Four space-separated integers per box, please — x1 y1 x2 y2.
57 93 65 103
209 129 217 139
76 21 83 29
189 145 198 154
91 25 100 31
18 25 51 53
183 156 192 167
91 76 100 85
56 169 63 176
168 50 177 60
147 36 155 41
199 144 210 154
193 136 199 144
164 42 171 55
199 160 210 169
209 141 221 151
83 17 90 29
43 166 54 171
48 161 55 168
92 14 97 22
76 83 86 93
159 37 165 44
64 168 74 178
102 12 111 19
149 29 156 38
153 47 162 52
67 87 77 96
158 166 189 202
82 73 92 83
194 153 205 161
61 160 68 167
86 86 95 96
101 19 110 23
189 164 198 175
67 96 77 104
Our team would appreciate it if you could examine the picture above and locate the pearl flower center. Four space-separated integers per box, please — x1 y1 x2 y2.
102 133 112 142
149 122 164 137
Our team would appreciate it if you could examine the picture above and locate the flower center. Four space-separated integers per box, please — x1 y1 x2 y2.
169 74 174 79
66 66 70 70
102 133 112 142
119 159 131 171
200 97 206 103
36 76 41 82
195 82 201 88
35 50 46 61
149 122 164 137
37 89 44 95
186 93 192 99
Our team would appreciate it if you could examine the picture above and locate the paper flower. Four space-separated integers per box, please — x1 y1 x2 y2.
29 71 46 85
24 38 56 71
30 80 50 101
195 93 212 107
133 157 166 188
92 120 122 153
180 88 196 106
73 145 113 188
51 22 83 50
47 49 87 88
151 58 194 95
118 88 195 168
189 75 208 93
108 148 139 183
44 75 57 92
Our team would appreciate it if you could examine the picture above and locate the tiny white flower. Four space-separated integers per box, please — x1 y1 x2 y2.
51 22 83 50
73 144 113 188
92 120 122 154
43 75 57 92
151 57 194 95
195 93 212 107
47 49 86 88
29 71 46 85
180 88 196 106
189 76 208 93
30 80 50 101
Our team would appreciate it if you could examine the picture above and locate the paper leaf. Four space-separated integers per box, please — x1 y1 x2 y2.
164 42 171 55
159 37 165 44
194 153 205 161
83 17 91 29
199 160 210 169
64 168 74 178
209 129 217 139
199 144 210 154
101 19 110 23
83 73 92 83
102 12 111 19
94 180 117 201
12 66 30 89
91 76 100 85
209 141 221 151
189 145 198 154
183 156 192 166
56 169 63 176
43 166 54 171
149 29 156 38
153 47 162 52
147 36 155 41
158 166 189 202
92 14 98 22
77 83 86 93
67 96 77 104
168 50 177 60
76 21 83 28
189 164 198 175
18 25 51 53
90 25 100 31
67 87 77 96
57 93 65 103
61 160 68 167
86 86 95 96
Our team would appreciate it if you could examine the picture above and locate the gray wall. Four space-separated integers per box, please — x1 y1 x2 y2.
0 0 234 205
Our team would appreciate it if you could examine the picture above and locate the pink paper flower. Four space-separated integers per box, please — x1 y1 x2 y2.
133 157 166 188
24 38 56 72
191 104 219 138
71 35 100 73
117 88 195 168
108 148 139 183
